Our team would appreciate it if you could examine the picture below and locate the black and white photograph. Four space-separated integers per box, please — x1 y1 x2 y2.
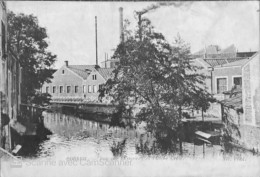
0 1 259 176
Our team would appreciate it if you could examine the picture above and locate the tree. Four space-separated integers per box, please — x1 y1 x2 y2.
101 17 215 154
7 11 56 106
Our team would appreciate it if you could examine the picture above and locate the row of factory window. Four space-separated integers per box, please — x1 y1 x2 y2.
45 85 103 94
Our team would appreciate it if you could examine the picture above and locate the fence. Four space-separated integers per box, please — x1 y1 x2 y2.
19 104 46 123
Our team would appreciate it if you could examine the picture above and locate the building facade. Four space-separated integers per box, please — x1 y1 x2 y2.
192 45 260 151
42 61 113 103
190 45 256 121
0 1 21 151
239 52 260 150
220 53 260 151
192 45 256 100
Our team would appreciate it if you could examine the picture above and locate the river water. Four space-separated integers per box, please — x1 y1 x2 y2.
33 111 150 159
1 112 257 177
25 111 227 160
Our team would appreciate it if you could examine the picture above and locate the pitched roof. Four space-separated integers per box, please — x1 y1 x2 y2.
236 51 257 58
67 65 96 79
215 58 249 68
97 68 114 81
204 57 247 67
203 59 227 67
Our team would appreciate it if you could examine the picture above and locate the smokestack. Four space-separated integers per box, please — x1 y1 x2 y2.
95 16 98 66
105 53 107 68
119 7 124 43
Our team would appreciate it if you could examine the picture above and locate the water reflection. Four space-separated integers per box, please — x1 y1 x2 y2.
38 111 140 159
23 111 226 160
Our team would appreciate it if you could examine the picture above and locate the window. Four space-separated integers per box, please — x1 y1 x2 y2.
53 86 56 93
217 78 227 94
75 86 79 93
93 85 97 93
60 86 63 93
92 75 97 80
233 77 242 88
99 84 103 91
46 86 49 93
83 85 86 93
67 86 71 93
88 85 92 93
62 70 65 74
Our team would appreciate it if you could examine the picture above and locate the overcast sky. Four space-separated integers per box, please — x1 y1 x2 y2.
7 1 259 69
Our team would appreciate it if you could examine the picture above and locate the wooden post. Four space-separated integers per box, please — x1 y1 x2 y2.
178 106 183 155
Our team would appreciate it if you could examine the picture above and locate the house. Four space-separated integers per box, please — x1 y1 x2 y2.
42 61 114 103
189 45 256 121
220 52 260 151
192 45 256 100
191 45 260 151
0 1 22 151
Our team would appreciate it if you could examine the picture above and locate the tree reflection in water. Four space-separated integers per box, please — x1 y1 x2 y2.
136 132 180 155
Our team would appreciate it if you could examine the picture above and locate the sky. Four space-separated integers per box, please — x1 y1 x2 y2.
7 1 260 69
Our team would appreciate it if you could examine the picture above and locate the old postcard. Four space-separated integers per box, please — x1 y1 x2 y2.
0 1 259 177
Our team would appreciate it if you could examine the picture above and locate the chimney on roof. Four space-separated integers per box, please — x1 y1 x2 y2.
119 7 124 43
65 60 68 67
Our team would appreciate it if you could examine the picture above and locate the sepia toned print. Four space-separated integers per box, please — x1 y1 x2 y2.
0 1 259 177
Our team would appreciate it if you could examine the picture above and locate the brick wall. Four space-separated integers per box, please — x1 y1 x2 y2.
238 125 260 151
242 54 260 126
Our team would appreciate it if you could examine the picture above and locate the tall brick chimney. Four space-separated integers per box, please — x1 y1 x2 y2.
95 16 98 66
119 7 124 43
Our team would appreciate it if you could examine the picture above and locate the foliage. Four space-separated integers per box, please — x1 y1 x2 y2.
100 17 215 152
30 91 52 107
221 107 241 153
110 138 127 158
8 11 56 105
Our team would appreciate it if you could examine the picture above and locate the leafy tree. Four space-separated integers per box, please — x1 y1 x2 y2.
7 11 56 106
101 17 215 154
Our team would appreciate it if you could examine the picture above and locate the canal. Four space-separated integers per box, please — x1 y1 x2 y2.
18 111 228 160
24 111 151 159
2 111 258 177
18 112 258 160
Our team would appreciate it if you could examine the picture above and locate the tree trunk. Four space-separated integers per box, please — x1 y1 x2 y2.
178 105 183 155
